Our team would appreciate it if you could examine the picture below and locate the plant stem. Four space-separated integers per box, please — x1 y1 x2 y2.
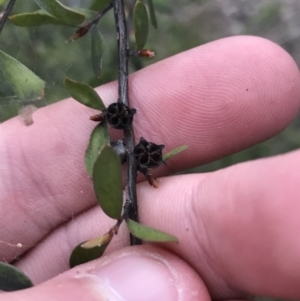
91 2 113 26
0 0 17 35
112 0 141 245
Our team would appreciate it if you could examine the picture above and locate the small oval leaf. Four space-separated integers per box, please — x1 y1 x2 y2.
0 50 45 102
69 234 112 268
163 145 189 162
85 124 110 177
91 25 105 78
93 144 123 219
9 10 66 26
133 0 149 50
34 0 85 26
0 262 33 292
147 0 157 29
64 77 105 110
126 219 178 242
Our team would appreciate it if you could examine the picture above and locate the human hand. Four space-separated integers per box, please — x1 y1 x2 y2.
1 36 300 301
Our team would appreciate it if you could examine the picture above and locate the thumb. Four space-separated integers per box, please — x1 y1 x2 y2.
2 246 210 301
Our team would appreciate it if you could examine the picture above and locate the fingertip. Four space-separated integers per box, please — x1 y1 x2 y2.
81 245 210 301
6 246 210 301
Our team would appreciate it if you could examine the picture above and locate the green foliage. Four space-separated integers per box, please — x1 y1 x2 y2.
75 9 98 20
34 0 85 26
10 9 97 27
134 0 149 49
9 10 70 27
126 219 178 242
1 1 199 123
69 234 112 268
91 25 105 78
93 144 123 219
163 145 189 162
85 124 110 178
90 0 111 11
64 77 105 110
0 262 33 292
0 50 45 102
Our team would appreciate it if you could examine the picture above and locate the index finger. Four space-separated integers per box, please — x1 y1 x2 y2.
1 36 299 263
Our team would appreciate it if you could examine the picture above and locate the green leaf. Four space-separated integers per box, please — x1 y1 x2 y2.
9 10 67 27
34 0 85 26
10 9 97 27
163 145 189 162
64 77 105 110
147 0 157 29
70 243 108 268
0 262 33 292
85 124 110 178
93 144 123 219
69 233 112 268
126 219 178 242
0 50 45 102
76 9 97 20
90 0 111 11
133 0 149 49
91 25 105 78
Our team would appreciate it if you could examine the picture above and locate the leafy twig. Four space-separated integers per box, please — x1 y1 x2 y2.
0 0 17 34
112 0 141 245
67 3 113 43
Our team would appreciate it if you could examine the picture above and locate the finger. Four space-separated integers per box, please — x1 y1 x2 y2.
18 149 300 300
142 150 300 300
3 246 210 301
139 149 300 300
1 36 300 262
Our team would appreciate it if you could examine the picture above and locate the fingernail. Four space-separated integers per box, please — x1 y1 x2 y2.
93 253 178 301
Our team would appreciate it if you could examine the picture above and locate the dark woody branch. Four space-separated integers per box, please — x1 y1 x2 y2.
112 0 141 246
0 0 17 34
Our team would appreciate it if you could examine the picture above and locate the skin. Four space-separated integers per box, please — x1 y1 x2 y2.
1 35 300 301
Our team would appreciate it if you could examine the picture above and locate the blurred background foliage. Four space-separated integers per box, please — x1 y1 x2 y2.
1 0 300 173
